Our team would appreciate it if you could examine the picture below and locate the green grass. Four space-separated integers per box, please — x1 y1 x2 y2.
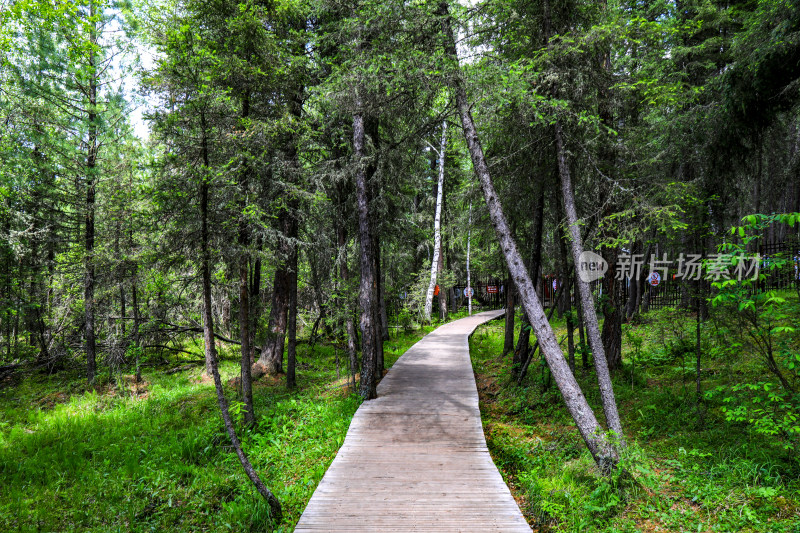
0 325 433 532
469 309 800 532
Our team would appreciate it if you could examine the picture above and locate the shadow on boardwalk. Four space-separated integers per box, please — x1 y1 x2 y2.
294 310 532 532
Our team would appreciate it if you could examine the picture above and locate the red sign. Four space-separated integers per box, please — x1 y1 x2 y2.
648 272 661 287
487 285 498 294
434 285 440 296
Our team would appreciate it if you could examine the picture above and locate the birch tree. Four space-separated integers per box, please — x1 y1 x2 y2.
424 120 447 322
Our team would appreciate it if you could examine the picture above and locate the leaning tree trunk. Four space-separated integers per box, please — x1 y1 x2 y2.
424 120 447 322
555 122 625 444
440 2 619 470
199 165 282 521
353 108 378 400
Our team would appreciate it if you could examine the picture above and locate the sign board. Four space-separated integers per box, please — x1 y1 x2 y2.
552 279 558 291
487 285 498 294
648 272 661 287
463 287 474 297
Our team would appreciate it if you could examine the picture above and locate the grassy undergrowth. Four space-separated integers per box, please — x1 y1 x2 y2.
470 311 800 532
0 325 434 532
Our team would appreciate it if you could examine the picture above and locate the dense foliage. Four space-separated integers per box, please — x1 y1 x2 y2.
2 0 799 530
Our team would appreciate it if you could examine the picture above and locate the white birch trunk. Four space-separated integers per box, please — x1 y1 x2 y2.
423 120 447 322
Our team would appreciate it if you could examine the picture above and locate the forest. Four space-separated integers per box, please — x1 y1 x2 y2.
1 0 800 530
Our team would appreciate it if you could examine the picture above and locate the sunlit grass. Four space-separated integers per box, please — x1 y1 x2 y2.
470 312 800 532
0 326 431 532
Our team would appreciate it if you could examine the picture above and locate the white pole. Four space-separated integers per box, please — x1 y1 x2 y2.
466 198 472 315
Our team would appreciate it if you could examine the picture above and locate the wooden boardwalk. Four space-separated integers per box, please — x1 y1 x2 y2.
294 310 532 532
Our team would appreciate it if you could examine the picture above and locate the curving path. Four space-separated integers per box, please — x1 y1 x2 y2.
294 310 532 532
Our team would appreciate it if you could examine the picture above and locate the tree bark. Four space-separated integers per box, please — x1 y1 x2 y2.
441 2 619 470
373 233 384 376
503 275 515 355
424 120 447 322
601 247 624 371
354 109 377 400
249 235 262 365
438 239 447 321
132 268 141 382
199 163 282 520
238 93 255 425
85 8 97 384
379 249 390 341
514 184 545 373
555 122 624 443
256 219 293 376
286 250 298 389
200 112 214 377
337 222 359 390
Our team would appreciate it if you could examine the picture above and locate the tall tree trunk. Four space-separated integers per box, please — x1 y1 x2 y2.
503 275 515 355
256 82 302 378
238 93 255 425
337 222 359 390
576 276 587 370
379 252 389 341
199 156 282 521
119 280 126 337
624 240 640 320
373 233 384 376
514 184 545 373
438 239 447 321
256 221 292 376
557 218 576 373
286 249 298 390
353 108 377 400
636 242 653 316
424 120 447 322
441 2 619 470
85 8 97 384
132 267 141 382
601 247 623 370
555 122 624 443
249 235 262 365
200 113 214 376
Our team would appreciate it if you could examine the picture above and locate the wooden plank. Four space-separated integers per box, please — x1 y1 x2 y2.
293 310 532 532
